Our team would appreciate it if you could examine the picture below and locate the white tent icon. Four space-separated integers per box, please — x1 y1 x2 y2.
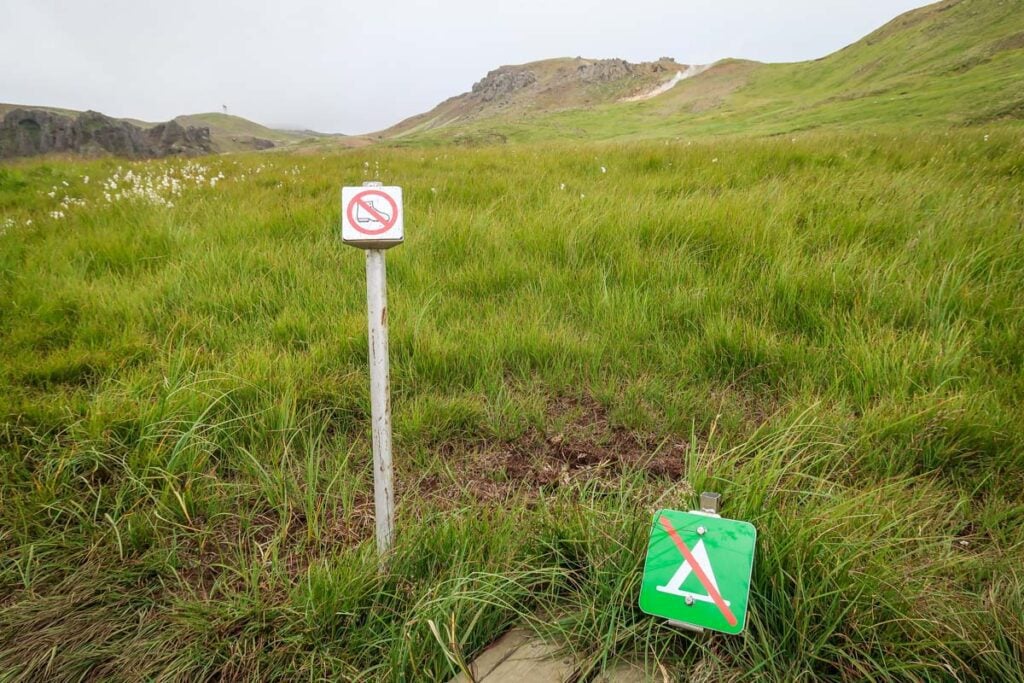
656 539 730 606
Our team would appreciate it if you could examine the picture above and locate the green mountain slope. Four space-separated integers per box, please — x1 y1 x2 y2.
385 0 1024 144
682 0 1024 132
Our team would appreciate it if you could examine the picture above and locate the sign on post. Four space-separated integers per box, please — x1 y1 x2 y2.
341 181 404 558
342 185 404 249
638 508 756 634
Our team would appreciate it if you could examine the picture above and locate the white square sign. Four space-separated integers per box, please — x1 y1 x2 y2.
341 185 404 249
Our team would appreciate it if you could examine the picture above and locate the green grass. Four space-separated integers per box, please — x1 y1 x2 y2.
1 130 1023 680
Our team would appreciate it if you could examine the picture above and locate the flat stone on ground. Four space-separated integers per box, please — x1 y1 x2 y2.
595 661 655 682
449 628 574 682
449 629 658 682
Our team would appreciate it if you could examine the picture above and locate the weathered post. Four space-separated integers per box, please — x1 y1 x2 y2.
364 245 394 553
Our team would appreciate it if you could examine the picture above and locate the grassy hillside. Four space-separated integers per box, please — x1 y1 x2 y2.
381 57 685 140
1 130 1022 679
173 113 332 151
388 0 1024 144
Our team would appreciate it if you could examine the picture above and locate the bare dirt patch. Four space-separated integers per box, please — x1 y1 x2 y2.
417 395 688 505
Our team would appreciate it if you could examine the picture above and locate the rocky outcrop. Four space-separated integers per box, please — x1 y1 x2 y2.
470 67 538 103
229 136 275 150
577 57 677 83
0 108 213 159
577 59 635 83
466 57 680 105
144 119 213 155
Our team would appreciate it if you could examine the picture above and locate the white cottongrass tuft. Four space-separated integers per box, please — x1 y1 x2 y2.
60 196 86 209
98 161 226 208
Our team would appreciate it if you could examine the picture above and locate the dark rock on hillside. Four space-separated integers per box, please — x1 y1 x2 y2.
471 68 538 103
464 57 681 106
227 135 275 150
145 119 213 155
0 108 213 159
577 57 675 83
577 59 635 83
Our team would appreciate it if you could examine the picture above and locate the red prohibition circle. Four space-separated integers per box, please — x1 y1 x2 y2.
347 190 399 236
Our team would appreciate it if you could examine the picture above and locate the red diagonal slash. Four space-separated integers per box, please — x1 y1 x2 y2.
355 197 392 227
659 516 738 627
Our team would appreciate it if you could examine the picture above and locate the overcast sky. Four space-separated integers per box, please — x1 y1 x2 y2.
1 0 928 135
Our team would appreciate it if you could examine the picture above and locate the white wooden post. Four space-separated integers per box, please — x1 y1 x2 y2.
365 244 395 554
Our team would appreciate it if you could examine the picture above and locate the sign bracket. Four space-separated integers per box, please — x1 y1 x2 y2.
666 620 705 633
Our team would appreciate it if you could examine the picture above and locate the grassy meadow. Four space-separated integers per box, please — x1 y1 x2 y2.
1 129 1023 680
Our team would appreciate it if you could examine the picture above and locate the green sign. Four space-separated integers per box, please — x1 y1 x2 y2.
638 509 756 634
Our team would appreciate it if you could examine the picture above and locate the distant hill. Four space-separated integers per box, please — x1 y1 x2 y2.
0 105 341 157
0 107 213 159
380 57 688 140
379 0 1024 144
171 113 333 152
